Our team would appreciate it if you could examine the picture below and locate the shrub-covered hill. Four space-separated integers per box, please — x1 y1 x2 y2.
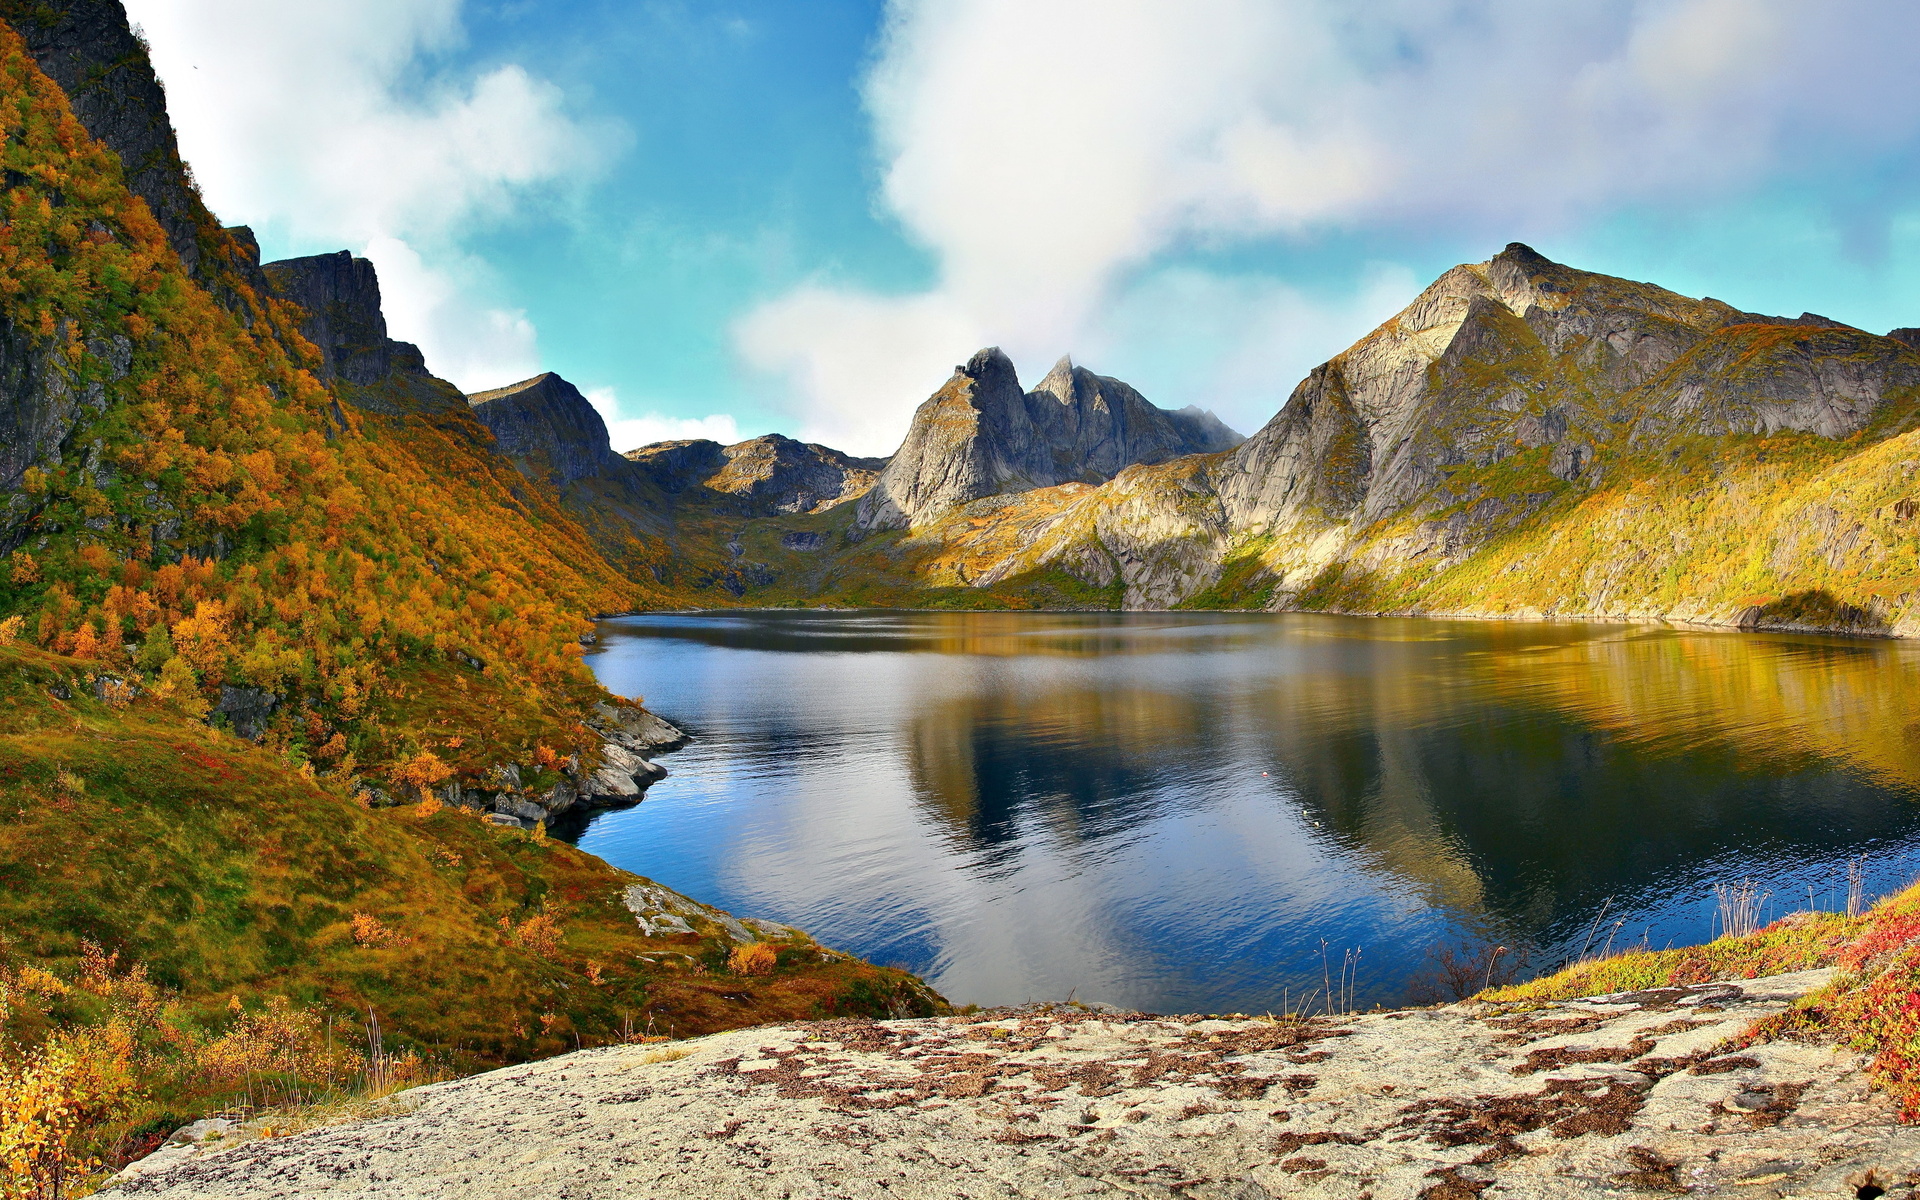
0 641 941 1166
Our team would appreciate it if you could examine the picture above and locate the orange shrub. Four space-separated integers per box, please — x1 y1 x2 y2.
728 943 778 977
349 913 405 948
388 751 453 801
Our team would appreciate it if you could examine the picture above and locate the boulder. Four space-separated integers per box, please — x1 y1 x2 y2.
212 686 276 742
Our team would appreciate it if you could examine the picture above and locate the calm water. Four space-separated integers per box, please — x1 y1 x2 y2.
570 611 1920 1013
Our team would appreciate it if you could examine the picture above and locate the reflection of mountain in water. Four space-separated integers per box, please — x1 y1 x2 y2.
889 616 1920 953
581 611 1920 1010
905 687 1216 854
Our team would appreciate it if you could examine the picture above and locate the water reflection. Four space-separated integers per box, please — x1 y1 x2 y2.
572 612 1920 1012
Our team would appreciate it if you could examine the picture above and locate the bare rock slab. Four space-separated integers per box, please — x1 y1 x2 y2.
108 969 1920 1199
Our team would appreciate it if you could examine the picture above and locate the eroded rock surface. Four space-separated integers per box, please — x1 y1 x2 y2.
109 967 1920 1199
467 373 625 485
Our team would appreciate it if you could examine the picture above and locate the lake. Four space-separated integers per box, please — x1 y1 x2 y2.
570 610 1920 1013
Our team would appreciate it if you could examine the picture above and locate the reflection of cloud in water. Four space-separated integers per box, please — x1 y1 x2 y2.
577 612 1920 1011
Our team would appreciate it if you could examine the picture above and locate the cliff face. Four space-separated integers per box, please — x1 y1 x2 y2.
855 348 1241 530
263 252 418 387
468 373 622 486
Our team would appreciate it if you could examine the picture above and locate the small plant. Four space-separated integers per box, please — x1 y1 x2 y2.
387 752 453 802
0 614 24 646
501 912 563 959
0 1040 134 1200
349 913 406 949
1714 879 1770 939
51 771 83 798
727 942 778 978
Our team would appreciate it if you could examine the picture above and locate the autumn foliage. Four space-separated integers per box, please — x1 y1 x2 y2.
0 20 643 785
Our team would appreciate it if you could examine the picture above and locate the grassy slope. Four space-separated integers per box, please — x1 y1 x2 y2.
0 641 941 1147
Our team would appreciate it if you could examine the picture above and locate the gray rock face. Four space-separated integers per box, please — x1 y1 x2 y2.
262 252 427 389
621 438 729 492
1884 327 1920 350
576 701 686 804
110 967 1920 1200
12 0 211 280
213 686 277 742
465 374 622 485
858 348 1242 530
0 315 133 551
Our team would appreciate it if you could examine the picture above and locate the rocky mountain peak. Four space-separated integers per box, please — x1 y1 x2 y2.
961 346 1018 383
856 348 1243 530
466 373 618 486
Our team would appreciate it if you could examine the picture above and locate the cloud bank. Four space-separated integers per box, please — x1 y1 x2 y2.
125 0 617 392
742 0 1920 455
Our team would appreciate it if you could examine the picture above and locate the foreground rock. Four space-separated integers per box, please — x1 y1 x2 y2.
110 968 1920 1198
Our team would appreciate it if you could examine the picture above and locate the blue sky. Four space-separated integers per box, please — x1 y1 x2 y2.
126 0 1920 456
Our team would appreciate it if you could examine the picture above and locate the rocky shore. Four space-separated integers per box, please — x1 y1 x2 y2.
353 699 688 829
107 967 1918 1199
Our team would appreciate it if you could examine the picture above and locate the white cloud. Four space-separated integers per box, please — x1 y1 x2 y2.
125 0 618 383
362 237 538 393
586 388 743 455
734 287 984 456
740 0 1920 452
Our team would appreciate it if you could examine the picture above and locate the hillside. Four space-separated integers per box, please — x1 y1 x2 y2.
0 641 940 1170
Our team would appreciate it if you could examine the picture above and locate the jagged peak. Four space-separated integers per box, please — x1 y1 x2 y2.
1490 241 1555 272
961 346 1018 384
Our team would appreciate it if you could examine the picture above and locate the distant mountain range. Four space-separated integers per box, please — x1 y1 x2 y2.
452 245 1920 635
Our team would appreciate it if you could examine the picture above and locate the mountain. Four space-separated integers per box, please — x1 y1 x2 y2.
626 433 886 515
469 372 627 485
856 347 1242 530
891 243 1920 624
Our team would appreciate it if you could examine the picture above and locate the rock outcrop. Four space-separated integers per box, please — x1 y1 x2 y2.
437 701 689 830
112 967 1920 1199
626 433 886 515
467 373 624 486
262 252 427 389
856 348 1242 530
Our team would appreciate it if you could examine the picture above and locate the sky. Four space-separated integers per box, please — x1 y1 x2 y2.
121 0 1920 458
